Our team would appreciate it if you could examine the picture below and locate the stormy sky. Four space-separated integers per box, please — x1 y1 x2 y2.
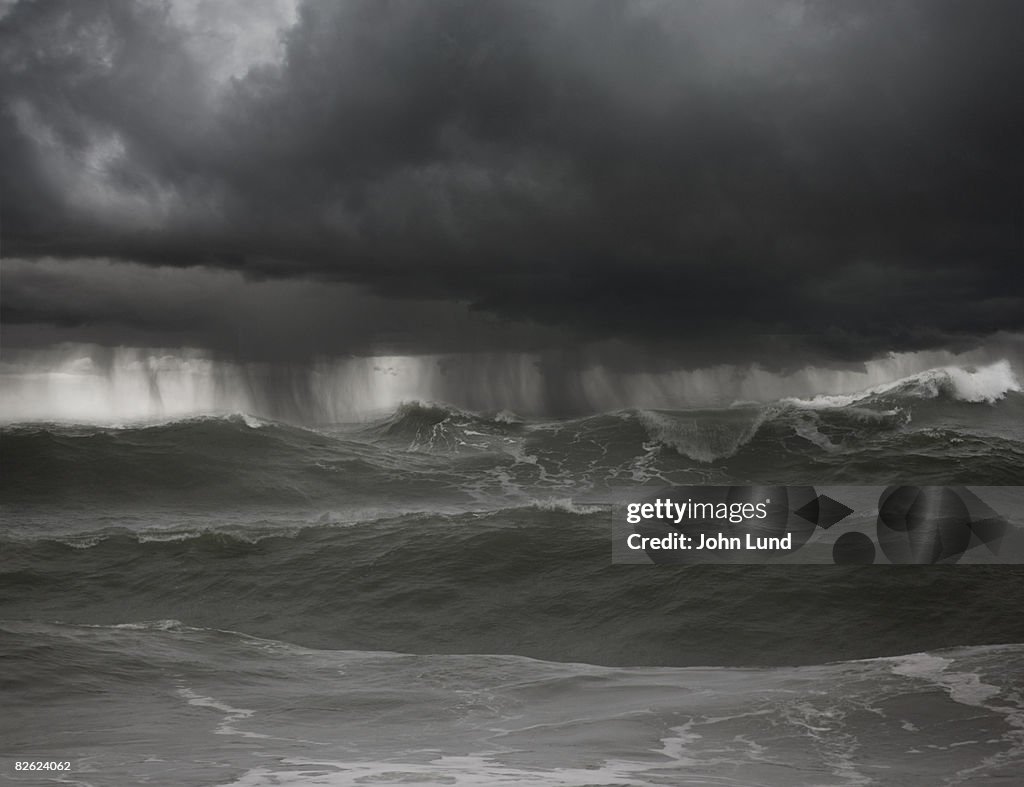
2 0 1023 370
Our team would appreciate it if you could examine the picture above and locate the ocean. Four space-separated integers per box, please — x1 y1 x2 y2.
3 363 1024 785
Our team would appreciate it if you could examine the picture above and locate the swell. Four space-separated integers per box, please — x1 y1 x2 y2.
5 508 1024 668
0 414 460 507
5 616 1024 690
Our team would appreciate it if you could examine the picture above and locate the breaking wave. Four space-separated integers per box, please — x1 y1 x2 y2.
783 360 1022 409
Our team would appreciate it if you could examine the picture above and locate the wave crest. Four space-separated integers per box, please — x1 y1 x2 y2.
785 360 1021 409
363 400 524 451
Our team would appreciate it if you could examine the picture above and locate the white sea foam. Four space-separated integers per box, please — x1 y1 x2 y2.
528 498 606 515
177 685 269 739
221 756 655 787
887 650 1024 784
890 653 1002 706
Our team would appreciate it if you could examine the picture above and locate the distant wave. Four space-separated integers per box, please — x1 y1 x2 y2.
359 400 527 452
782 360 1022 409
634 401 926 462
1 411 290 436
631 361 1020 464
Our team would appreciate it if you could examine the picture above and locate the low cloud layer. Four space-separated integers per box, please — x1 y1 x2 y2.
2 0 1022 366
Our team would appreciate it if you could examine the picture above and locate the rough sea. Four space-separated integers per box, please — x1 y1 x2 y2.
3 363 1024 785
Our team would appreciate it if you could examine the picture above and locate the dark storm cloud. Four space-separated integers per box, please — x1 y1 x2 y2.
1 0 1022 364
0 257 567 361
